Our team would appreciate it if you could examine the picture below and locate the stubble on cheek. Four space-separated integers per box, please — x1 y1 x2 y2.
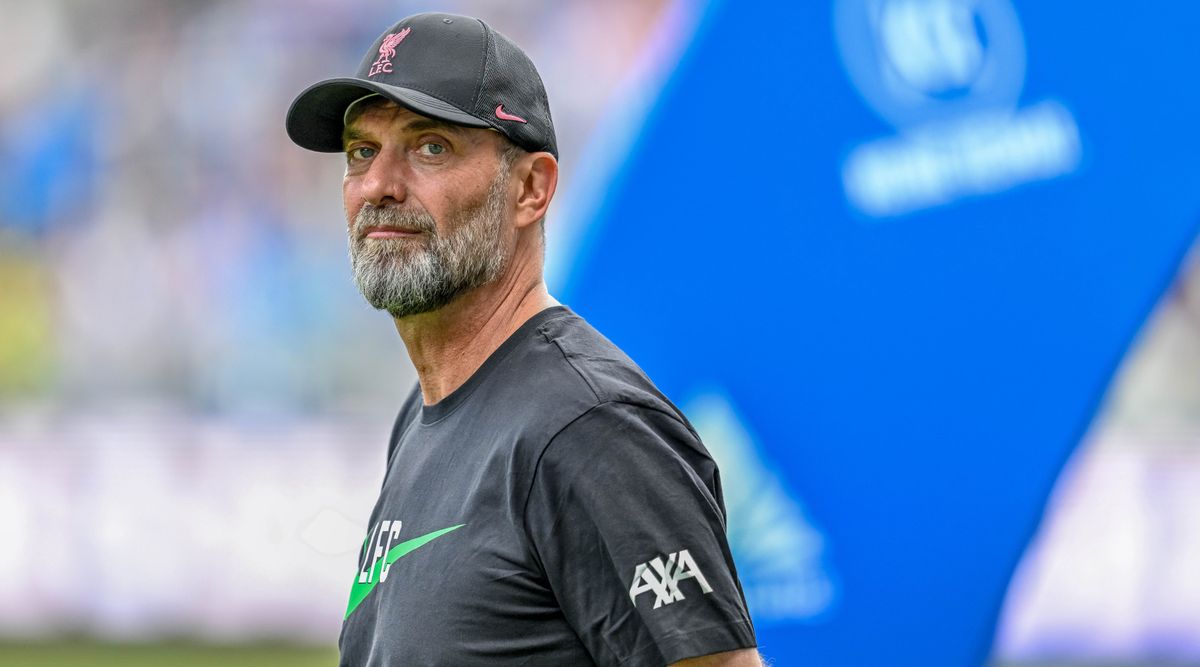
344 156 512 318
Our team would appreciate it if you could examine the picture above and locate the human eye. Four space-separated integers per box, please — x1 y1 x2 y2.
346 145 377 162
416 140 449 158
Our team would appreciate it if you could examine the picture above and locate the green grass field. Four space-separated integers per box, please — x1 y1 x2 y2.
0 641 338 666
0 643 1189 667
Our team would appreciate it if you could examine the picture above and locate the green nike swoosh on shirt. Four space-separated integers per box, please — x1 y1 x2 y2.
345 523 465 619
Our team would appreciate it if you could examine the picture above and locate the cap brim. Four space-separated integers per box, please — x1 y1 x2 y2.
286 78 491 152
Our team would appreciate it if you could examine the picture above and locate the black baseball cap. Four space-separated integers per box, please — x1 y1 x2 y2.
286 12 557 158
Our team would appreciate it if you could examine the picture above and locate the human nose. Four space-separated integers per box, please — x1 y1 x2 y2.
357 148 408 207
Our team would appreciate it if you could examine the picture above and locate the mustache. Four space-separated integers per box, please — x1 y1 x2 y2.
352 204 437 240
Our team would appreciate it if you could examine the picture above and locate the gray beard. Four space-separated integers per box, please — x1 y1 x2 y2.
348 167 510 319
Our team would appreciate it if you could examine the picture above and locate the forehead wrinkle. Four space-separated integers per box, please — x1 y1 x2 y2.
401 118 468 137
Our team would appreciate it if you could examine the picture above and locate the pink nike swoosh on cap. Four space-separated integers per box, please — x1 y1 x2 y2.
495 105 527 123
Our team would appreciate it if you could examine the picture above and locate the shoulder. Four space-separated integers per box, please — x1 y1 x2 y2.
505 308 714 485
536 399 717 499
529 309 691 423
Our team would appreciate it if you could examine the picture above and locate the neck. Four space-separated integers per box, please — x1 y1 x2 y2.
392 259 559 405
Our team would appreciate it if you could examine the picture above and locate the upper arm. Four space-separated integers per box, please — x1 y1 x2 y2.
524 401 757 666
670 647 764 666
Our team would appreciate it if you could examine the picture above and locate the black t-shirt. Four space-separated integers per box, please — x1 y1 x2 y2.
339 306 756 666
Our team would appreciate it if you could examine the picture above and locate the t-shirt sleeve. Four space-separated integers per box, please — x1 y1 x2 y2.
524 400 756 667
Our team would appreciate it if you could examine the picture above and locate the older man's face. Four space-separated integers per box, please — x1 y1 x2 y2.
341 100 515 318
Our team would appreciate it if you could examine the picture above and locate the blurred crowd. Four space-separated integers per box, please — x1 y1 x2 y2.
0 0 672 417
2 0 1195 434
0 0 1197 654
0 1 686 642
1100 249 1200 442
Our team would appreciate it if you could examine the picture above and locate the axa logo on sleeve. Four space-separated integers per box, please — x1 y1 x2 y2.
629 549 714 609
834 0 1082 217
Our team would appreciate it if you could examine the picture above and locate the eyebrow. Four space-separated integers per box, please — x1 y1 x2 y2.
342 117 466 147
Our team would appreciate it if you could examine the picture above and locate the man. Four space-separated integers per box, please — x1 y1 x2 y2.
286 12 760 667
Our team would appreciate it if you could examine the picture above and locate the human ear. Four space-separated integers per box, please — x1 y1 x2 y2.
513 152 558 230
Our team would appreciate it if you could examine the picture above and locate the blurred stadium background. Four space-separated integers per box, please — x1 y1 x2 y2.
0 0 1196 665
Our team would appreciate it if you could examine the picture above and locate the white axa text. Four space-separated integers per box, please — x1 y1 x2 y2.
629 548 714 609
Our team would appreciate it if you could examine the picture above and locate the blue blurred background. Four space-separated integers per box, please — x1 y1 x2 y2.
0 1 1197 665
